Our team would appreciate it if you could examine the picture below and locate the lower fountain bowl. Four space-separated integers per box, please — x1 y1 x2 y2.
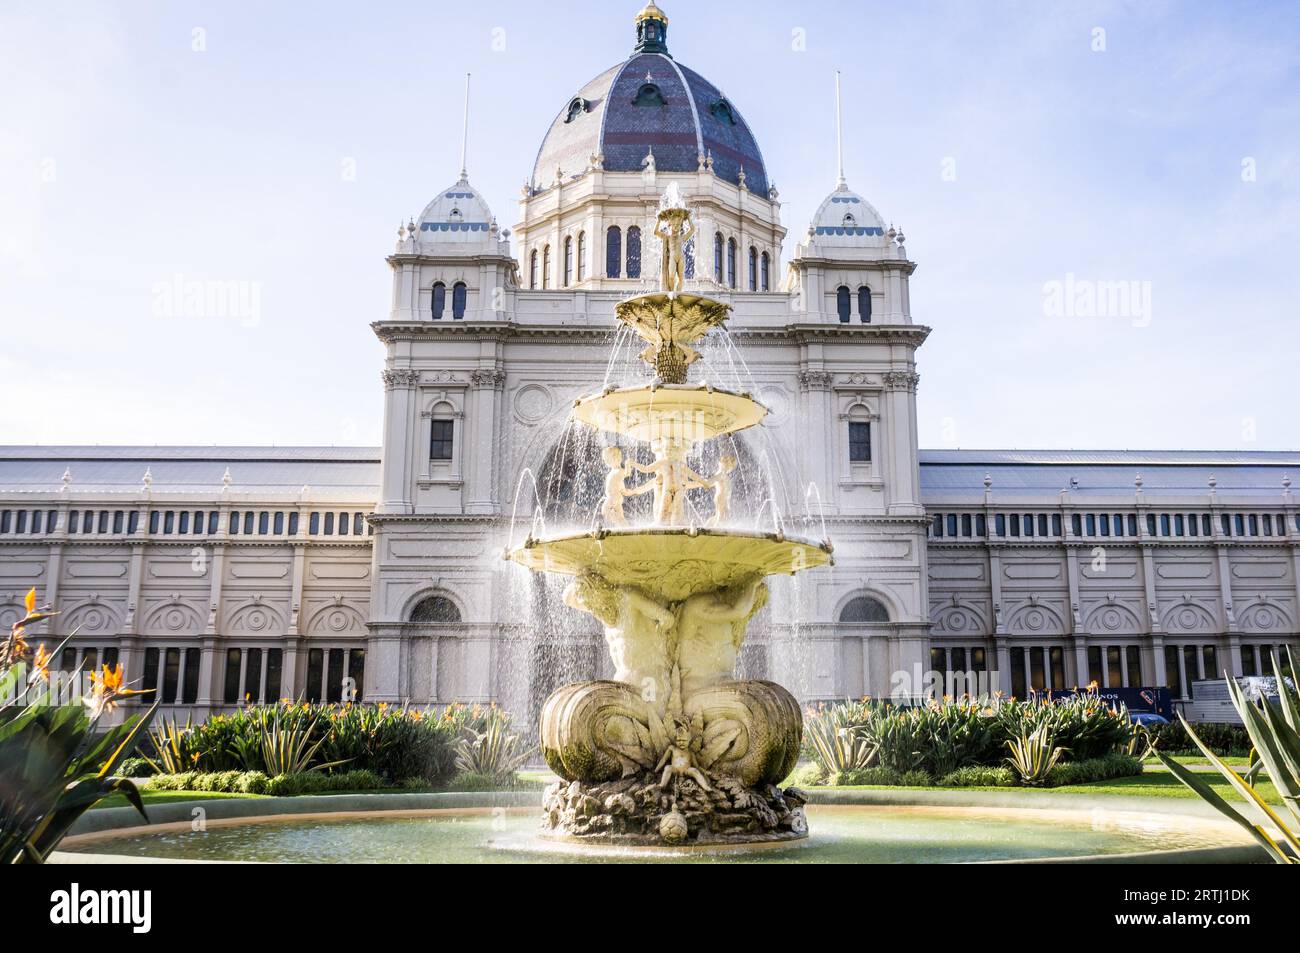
505 527 832 603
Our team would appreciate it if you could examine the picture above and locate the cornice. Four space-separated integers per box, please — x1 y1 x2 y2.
372 319 930 348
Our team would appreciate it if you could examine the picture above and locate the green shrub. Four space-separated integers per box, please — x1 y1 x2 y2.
805 694 1137 783
1045 753 1143 787
138 702 516 786
785 762 825 787
145 768 384 796
118 757 154 778
938 765 1017 787
1149 720 1251 756
453 708 530 785
831 767 898 786
446 770 505 792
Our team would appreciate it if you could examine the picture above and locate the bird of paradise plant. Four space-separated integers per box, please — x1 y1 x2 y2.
0 588 158 863
1155 646 1299 864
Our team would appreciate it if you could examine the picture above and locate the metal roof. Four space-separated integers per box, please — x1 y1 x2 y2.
919 449 1297 502
0 447 382 494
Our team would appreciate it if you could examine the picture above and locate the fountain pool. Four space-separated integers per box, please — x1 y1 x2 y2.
58 796 1259 864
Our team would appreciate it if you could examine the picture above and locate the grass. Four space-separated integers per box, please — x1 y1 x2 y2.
822 770 1283 804
93 789 266 809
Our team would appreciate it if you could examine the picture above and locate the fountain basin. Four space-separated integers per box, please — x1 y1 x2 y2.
572 384 766 445
506 527 832 602
614 292 732 351
54 791 1266 864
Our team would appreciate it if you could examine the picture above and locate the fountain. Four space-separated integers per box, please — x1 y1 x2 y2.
506 184 833 846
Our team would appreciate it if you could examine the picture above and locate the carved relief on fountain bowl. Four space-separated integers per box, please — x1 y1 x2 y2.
572 384 766 445
613 292 732 351
507 528 832 604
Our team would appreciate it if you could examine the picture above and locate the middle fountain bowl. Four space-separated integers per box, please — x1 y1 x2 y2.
507 527 833 604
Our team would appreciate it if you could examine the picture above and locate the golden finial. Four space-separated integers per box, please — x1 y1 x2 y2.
635 1 668 24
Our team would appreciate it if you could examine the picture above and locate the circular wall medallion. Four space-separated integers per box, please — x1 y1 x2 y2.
164 608 188 630
327 609 350 631
1102 609 1121 630
1025 609 1045 631
1254 608 1274 628
513 384 555 424
1177 608 1198 629
756 386 789 426
248 610 268 631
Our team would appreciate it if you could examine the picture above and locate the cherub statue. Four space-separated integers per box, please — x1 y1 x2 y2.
598 446 649 526
631 438 708 526
705 453 737 528
656 716 712 792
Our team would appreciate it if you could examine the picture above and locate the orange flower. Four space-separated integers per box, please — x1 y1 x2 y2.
31 643 52 682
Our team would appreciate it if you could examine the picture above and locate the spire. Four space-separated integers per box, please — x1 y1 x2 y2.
458 72 471 181
633 2 670 55
834 70 846 188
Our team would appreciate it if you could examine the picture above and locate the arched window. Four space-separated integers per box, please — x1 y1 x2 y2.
564 97 587 123
760 252 770 291
606 226 622 278
839 595 890 623
542 245 551 289
727 238 737 288
563 236 573 287
431 281 446 319
713 232 724 281
748 246 758 291
577 231 586 281
409 595 461 624
626 225 642 279
836 285 851 323
452 282 467 319
632 83 666 107
529 251 538 289
858 285 872 323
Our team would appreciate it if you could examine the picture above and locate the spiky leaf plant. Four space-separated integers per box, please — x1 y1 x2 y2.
1155 647 1299 864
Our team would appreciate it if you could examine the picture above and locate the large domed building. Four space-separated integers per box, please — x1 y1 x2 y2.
1 3 1294 722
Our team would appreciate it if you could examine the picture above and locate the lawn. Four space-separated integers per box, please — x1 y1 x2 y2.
93 789 266 809
821 769 1283 804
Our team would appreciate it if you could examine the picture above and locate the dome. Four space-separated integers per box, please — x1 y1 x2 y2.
414 174 496 243
531 5 769 195
806 182 889 249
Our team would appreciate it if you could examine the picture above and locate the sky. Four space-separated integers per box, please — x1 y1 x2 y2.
1 0 1298 452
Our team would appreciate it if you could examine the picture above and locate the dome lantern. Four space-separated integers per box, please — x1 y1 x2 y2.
633 2 669 55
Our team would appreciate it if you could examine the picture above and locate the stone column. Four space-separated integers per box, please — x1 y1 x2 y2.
797 369 833 510
377 369 419 515
881 370 922 517
367 622 405 703
466 368 505 514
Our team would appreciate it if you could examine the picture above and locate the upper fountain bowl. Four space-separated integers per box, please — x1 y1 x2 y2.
506 527 833 603
573 383 766 445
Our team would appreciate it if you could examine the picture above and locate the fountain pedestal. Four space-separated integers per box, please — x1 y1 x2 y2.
506 188 830 846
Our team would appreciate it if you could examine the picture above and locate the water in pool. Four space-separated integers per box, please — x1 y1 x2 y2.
62 805 1246 863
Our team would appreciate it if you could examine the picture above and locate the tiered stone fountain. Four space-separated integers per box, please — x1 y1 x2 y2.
507 185 832 846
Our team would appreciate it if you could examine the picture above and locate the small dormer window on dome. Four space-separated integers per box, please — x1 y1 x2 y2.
449 207 463 222
842 213 856 226
632 82 666 108
564 97 589 123
709 99 737 126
